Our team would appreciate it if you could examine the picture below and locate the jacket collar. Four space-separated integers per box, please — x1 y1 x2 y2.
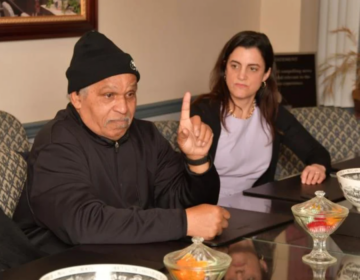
66 103 130 146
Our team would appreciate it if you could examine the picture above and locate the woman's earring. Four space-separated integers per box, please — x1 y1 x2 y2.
262 81 266 88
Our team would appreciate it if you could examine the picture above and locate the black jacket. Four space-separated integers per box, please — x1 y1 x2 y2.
0 209 46 271
190 98 331 187
14 104 220 254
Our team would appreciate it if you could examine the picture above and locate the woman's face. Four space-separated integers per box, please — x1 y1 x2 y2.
225 47 271 102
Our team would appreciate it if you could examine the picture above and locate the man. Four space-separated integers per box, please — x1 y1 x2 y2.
14 31 230 254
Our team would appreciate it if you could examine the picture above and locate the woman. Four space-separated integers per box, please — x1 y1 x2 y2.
191 31 331 207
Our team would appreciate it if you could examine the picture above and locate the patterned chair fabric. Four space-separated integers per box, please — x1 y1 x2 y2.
0 111 29 153
153 120 180 152
275 106 360 180
0 145 27 218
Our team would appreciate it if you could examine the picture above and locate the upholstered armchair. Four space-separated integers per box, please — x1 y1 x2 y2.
275 107 360 180
153 120 180 152
0 111 29 218
0 110 29 154
0 145 27 218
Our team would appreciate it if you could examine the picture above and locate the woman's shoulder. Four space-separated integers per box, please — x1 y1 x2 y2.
277 104 292 115
275 105 296 121
191 94 220 114
275 105 303 131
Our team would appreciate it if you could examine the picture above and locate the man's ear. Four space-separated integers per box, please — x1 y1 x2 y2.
259 259 268 273
69 92 82 109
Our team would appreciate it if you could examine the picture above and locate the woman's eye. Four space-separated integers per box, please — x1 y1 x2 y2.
250 67 258 72
231 64 238 69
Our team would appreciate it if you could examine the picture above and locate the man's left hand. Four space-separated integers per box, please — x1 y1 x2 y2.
177 92 213 160
301 164 326 185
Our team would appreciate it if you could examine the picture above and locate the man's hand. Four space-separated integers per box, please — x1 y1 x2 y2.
301 164 326 185
185 204 231 240
177 92 213 164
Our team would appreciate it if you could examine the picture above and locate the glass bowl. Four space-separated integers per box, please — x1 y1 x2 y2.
291 190 349 265
163 236 231 280
337 168 360 212
302 259 335 280
39 264 167 280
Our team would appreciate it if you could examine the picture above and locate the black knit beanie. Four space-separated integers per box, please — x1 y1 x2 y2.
66 30 140 94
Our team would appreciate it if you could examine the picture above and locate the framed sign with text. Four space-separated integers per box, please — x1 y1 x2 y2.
275 53 317 108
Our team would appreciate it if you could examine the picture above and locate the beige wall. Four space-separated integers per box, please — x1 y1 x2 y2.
300 0 319 52
260 0 302 52
0 0 260 123
0 0 318 123
260 0 319 53
99 0 261 106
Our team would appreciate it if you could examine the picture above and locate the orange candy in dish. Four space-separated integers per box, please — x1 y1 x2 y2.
173 253 207 280
164 237 231 280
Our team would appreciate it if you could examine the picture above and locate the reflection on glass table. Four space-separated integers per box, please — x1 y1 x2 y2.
220 239 274 280
243 199 360 257
214 239 360 280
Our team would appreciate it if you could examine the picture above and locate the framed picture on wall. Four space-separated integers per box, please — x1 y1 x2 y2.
0 0 97 41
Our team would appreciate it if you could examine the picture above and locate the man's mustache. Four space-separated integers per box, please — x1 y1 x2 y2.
104 117 130 127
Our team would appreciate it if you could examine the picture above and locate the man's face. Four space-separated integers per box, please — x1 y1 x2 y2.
70 74 138 141
224 240 267 280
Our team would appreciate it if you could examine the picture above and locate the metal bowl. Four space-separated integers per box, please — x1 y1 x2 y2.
337 168 360 212
39 264 167 280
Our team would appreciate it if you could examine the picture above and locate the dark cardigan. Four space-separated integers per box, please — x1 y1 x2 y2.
190 98 332 187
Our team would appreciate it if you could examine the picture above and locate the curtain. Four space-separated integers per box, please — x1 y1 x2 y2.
317 0 360 107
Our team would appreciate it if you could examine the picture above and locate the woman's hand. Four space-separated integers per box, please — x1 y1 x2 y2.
301 164 326 185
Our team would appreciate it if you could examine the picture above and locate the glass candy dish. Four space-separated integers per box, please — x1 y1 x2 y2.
302 259 335 280
163 236 232 280
291 191 349 265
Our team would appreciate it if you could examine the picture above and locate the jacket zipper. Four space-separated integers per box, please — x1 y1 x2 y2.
114 141 120 189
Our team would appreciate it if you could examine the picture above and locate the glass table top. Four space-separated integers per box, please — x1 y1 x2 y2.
245 200 360 257
213 238 360 280
2 232 359 280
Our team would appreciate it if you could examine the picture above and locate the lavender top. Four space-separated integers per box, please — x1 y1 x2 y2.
214 106 273 211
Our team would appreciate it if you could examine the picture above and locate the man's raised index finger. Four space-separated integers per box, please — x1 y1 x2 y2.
180 92 191 121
